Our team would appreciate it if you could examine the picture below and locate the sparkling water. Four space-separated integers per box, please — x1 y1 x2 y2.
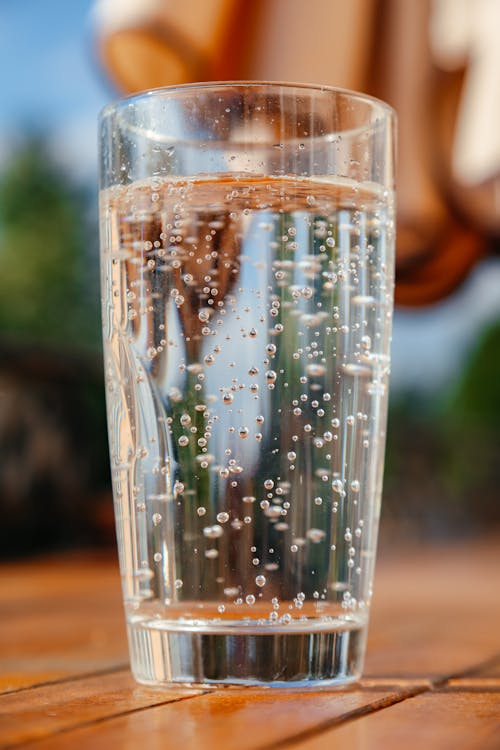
101 174 394 686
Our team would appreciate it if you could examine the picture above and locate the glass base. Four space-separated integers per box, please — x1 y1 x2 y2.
127 617 367 688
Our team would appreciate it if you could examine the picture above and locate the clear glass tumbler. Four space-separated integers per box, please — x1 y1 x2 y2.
99 82 395 688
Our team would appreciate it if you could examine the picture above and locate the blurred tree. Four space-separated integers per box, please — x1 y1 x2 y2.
382 318 500 539
0 137 100 348
0 137 111 558
438 320 500 528
444 320 500 429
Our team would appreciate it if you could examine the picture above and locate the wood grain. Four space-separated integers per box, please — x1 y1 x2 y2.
8 683 425 750
292 689 500 750
0 536 499 749
365 536 500 679
0 554 127 693
0 670 201 748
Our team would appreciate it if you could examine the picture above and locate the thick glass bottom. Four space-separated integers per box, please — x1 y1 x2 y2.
127 615 367 688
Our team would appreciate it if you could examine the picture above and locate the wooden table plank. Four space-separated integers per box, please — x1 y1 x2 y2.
12 682 427 750
1 536 499 748
291 688 500 750
0 554 128 693
365 536 500 679
0 670 201 748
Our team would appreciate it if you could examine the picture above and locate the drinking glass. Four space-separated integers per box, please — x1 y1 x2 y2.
99 82 395 687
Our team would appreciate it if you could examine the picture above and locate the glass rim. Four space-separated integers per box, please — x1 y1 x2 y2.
99 79 396 124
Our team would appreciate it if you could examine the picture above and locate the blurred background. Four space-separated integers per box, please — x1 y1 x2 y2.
0 0 499 558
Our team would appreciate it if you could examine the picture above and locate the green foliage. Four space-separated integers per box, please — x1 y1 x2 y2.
0 137 100 349
383 317 500 536
443 320 500 429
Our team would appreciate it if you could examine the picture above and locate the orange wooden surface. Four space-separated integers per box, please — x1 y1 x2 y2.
1 537 499 749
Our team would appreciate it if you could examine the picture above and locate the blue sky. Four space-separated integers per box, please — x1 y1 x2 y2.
0 0 110 178
1 0 499 392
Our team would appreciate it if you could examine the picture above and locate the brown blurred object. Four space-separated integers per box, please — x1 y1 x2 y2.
94 0 241 93
93 0 499 306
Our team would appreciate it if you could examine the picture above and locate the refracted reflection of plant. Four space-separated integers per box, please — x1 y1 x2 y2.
119 204 242 600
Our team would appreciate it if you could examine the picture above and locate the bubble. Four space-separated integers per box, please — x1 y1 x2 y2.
314 496 323 506
153 552 162 562
255 575 266 587
331 582 349 592
264 505 282 519
264 562 279 571
346 415 355 426
248 366 259 376
306 363 326 377
266 343 277 356
290 544 299 553
205 548 219 559
326 237 335 248
351 480 361 492
223 393 234 405
352 295 376 305
264 479 274 490
198 310 210 322
174 579 183 589
323 431 333 442
306 528 326 543
332 478 344 493
203 524 224 539
287 451 296 461
216 512 229 523
238 427 249 439
274 522 289 531
178 436 189 447
266 370 277 384
249 327 258 338
243 495 256 504
343 363 371 377
197 507 207 516
246 595 256 605
204 354 215 366
152 513 162 526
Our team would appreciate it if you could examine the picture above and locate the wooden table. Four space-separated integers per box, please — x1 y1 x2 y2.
1 535 499 749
